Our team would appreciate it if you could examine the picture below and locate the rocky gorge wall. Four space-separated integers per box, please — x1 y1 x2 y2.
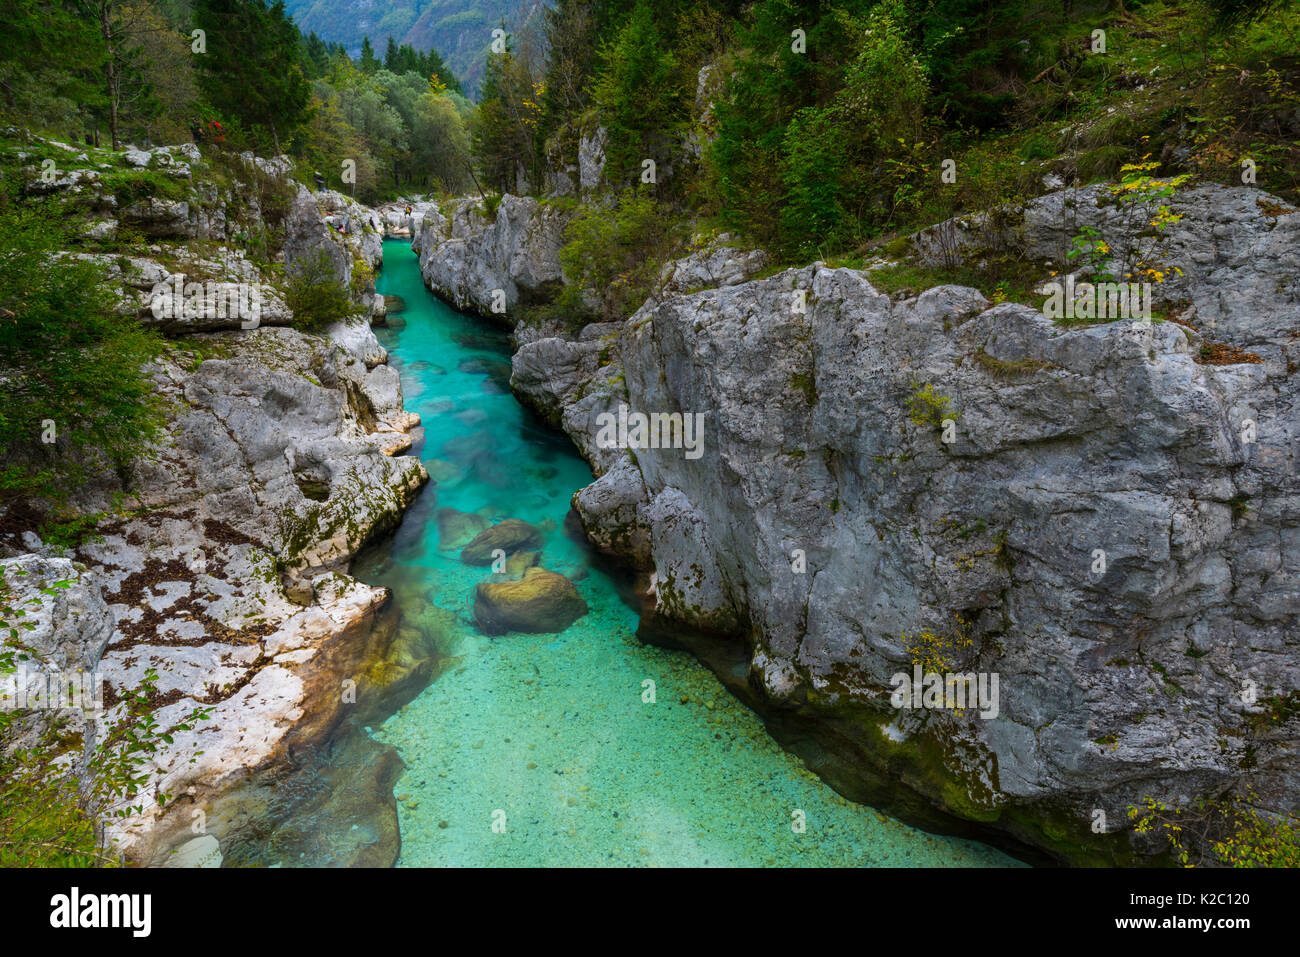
1 140 430 866
411 181 1300 863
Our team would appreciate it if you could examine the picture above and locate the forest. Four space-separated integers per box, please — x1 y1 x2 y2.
2 0 474 201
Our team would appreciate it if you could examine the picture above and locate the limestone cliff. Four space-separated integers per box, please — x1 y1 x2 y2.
0 139 427 866
412 182 1299 863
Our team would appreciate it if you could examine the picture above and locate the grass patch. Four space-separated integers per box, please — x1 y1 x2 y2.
867 259 1042 307
970 348 1053 380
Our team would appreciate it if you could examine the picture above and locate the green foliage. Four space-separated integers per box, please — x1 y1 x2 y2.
591 0 686 188
473 41 543 194
712 0 929 257
285 248 361 332
559 188 678 321
1129 790 1300 868
867 258 1040 306
192 0 311 154
409 90 473 194
0 0 105 136
0 201 164 504
905 381 955 429
1207 0 1286 28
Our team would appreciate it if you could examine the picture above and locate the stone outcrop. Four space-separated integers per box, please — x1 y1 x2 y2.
1 141 429 866
412 194 573 318
578 126 608 196
658 233 770 296
285 186 386 322
453 181 1300 863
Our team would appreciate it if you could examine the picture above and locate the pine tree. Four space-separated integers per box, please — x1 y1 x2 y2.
360 36 379 74
304 31 330 78
591 0 682 185
473 37 538 194
0 0 105 132
192 0 309 155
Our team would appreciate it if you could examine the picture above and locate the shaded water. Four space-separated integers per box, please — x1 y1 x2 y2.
357 239 1019 867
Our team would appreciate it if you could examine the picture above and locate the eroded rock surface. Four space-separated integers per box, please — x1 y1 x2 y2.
446 182 1300 862
1 146 427 865
413 194 572 317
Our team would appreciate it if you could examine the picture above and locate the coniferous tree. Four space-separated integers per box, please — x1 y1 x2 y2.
0 0 105 134
192 0 310 154
472 33 540 195
591 0 683 186
304 31 331 78
359 36 379 74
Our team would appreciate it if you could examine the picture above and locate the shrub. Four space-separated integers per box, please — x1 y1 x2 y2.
906 381 955 428
1129 790 1300 868
285 247 361 332
559 188 678 321
0 202 164 504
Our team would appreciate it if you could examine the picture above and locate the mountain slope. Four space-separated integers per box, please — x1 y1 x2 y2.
285 0 545 95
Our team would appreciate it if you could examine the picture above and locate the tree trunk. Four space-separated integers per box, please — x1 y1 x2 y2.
97 2 120 150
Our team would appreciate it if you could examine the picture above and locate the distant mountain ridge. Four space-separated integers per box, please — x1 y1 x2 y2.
285 0 545 96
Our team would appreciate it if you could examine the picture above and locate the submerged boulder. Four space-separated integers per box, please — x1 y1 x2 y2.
460 519 543 565
473 568 588 635
423 458 464 486
505 550 540 578
436 507 489 551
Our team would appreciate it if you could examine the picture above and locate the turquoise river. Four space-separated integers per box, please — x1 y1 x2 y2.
354 238 1021 867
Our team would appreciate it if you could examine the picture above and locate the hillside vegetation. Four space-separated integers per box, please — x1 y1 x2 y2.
469 0 1299 319
2 0 471 203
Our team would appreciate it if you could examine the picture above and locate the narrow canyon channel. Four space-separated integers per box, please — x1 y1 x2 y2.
345 238 1021 867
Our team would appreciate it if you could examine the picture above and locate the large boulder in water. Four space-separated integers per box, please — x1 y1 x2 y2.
460 519 543 565
505 550 540 578
473 568 587 635
436 507 489 551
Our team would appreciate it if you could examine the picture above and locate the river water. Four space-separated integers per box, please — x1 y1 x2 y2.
356 238 1018 867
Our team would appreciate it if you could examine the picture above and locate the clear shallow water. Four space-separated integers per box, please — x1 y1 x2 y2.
361 239 1019 867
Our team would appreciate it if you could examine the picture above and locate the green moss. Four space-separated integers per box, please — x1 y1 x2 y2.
789 370 817 405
